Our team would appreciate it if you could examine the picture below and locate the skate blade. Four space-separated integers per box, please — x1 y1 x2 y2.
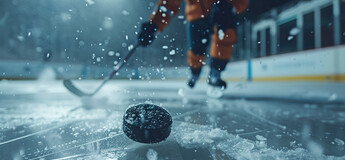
207 86 224 98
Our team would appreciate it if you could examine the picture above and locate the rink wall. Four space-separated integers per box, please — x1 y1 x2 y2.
223 45 345 82
1 45 344 81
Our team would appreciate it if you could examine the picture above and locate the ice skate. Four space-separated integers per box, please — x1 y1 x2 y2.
187 77 198 89
207 77 226 98
206 66 227 98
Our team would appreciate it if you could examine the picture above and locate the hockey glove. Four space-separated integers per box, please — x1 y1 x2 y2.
138 21 158 47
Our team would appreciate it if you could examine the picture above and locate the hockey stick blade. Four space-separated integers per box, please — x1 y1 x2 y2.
63 80 95 97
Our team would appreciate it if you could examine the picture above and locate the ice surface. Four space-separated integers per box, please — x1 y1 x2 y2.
307 141 323 157
146 149 158 160
174 122 344 160
173 123 228 148
80 97 109 110
255 135 267 141
206 86 224 98
1 81 345 159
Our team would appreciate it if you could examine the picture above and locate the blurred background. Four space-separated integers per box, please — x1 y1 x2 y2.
0 1 345 159
0 0 344 81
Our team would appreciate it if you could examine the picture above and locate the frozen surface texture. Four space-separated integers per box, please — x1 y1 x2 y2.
0 80 344 159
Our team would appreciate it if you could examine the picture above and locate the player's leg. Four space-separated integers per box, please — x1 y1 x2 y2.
207 0 237 90
208 27 237 89
186 18 211 88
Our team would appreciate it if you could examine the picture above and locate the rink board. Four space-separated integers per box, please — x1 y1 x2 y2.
223 45 345 82
1 46 345 81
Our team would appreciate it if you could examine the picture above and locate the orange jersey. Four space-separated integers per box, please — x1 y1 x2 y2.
150 0 249 31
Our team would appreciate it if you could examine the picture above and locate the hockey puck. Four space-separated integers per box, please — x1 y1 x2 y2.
123 104 172 144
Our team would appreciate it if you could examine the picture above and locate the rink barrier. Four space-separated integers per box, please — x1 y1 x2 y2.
250 75 345 82
1 45 344 82
223 45 345 82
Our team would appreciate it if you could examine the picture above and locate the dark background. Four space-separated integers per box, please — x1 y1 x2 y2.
0 0 297 68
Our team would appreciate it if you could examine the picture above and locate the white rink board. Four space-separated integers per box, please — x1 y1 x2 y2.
1 46 344 80
337 46 345 74
223 60 248 79
248 45 345 78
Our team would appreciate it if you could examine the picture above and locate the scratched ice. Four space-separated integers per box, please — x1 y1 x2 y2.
0 81 345 159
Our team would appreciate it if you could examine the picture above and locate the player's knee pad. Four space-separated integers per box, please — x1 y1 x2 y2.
188 51 205 69
210 28 236 60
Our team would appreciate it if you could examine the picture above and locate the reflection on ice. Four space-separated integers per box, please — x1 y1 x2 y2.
146 148 158 160
80 97 109 110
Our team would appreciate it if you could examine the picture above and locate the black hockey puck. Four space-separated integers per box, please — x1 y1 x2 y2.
123 104 172 144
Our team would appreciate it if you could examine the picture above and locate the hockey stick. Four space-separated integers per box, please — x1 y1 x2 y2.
63 43 140 97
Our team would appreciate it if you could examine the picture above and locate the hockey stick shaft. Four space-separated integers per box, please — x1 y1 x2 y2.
89 43 140 94
63 43 140 97
108 43 140 80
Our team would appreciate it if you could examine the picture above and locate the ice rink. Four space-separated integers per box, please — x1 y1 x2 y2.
0 80 345 160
